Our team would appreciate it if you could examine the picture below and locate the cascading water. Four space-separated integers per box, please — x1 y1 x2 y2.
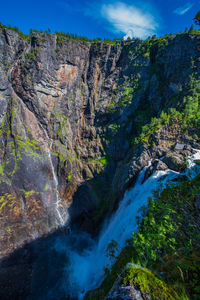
186 148 200 178
40 125 66 227
7 63 200 300
52 149 200 300
48 141 65 226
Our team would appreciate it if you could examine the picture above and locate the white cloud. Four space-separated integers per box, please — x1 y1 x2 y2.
173 2 194 15
101 2 159 39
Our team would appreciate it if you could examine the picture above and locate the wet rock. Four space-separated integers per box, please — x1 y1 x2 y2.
163 152 186 172
173 144 194 156
155 148 167 159
142 160 168 183
106 285 145 300
184 144 193 152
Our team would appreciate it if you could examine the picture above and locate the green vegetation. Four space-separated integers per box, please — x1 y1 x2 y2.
195 160 200 166
107 123 121 135
0 22 29 40
129 175 200 298
55 31 92 45
0 192 20 217
87 156 109 174
55 31 118 45
24 190 38 197
106 239 119 260
194 11 200 26
25 49 39 61
0 21 121 46
91 174 200 299
128 35 171 61
107 75 140 112
51 111 68 140
0 195 7 212
123 267 178 300
132 78 200 147
0 100 43 181
16 136 41 160
44 184 49 191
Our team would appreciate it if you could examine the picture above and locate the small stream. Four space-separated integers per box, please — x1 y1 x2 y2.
41 125 66 226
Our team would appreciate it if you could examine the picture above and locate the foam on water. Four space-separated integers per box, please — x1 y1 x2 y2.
63 165 176 298
63 149 200 299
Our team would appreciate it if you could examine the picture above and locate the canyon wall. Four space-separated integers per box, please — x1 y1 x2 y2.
0 28 200 260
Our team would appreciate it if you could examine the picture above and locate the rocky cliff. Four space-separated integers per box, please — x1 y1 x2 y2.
0 26 200 299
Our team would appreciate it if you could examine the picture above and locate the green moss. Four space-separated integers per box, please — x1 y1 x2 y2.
15 135 41 160
44 184 49 191
25 49 39 62
55 145 77 182
194 160 200 166
66 170 72 181
0 199 7 211
6 226 12 233
51 111 68 121
123 267 177 300
51 111 68 140
0 165 4 176
24 190 37 197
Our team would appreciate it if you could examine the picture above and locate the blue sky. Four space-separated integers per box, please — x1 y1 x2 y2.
0 0 199 39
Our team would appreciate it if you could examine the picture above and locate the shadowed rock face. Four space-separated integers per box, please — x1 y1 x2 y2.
0 28 200 261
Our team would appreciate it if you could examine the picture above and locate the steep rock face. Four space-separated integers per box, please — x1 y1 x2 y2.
0 28 200 260
0 30 125 258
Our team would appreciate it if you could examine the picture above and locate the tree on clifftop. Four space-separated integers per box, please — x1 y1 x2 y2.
194 11 200 26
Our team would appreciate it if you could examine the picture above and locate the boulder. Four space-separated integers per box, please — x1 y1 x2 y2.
106 285 145 300
163 153 186 172
174 143 185 151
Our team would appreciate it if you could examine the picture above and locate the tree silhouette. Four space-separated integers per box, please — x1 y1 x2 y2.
194 11 200 26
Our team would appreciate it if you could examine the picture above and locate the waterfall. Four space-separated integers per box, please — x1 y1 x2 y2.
66 168 177 299
186 148 200 178
6 59 200 300
41 125 66 226
53 149 200 300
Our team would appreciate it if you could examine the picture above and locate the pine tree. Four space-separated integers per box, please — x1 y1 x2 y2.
189 24 194 32
194 11 200 26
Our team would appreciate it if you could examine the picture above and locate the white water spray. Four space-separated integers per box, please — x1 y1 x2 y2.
57 149 200 299
186 148 200 178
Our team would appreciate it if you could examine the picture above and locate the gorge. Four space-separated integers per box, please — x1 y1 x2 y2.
0 24 200 299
